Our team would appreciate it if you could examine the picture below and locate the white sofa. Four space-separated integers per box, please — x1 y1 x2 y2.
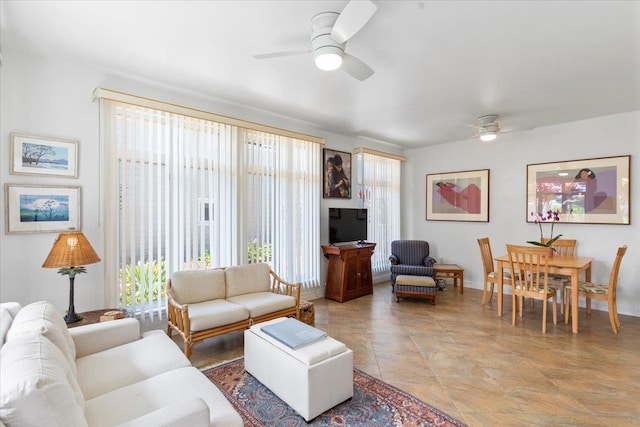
0 301 243 427
167 262 300 358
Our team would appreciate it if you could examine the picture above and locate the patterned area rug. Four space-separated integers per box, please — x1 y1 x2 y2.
202 358 466 427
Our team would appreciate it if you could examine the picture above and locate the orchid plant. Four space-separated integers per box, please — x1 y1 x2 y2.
527 210 562 249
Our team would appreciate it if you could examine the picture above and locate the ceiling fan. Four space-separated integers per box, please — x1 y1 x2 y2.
253 0 377 81
464 115 501 141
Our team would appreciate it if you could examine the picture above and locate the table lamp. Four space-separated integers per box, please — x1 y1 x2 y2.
42 228 101 323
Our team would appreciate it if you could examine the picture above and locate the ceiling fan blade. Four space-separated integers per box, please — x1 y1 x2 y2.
342 54 374 81
253 49 311 60
330 0 377 44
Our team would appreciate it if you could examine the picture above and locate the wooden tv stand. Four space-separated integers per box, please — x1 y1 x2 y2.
322 243 376 303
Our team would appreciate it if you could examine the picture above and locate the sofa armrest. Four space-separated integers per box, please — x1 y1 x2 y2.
70 317 140 357
269 269 301 307
389 255 398 265
117 397 210 427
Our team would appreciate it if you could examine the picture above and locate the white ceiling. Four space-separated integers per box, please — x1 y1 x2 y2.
2 0 639 149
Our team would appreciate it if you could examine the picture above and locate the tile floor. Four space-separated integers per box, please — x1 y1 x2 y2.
173 281 640 427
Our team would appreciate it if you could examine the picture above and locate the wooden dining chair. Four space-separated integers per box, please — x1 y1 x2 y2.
477 238 512 304
564 246 627 334
541 238 577 313
506 244 557 333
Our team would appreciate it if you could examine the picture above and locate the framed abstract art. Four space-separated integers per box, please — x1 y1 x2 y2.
526 155 630 225
426 169 490 222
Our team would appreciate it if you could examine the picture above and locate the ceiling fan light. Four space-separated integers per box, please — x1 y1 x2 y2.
479 130 497 142
314 47 343 71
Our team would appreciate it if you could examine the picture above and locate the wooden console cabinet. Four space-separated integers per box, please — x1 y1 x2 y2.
322 243 376 303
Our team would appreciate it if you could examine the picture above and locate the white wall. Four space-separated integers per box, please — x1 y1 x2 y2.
402 111 640 316
0 50 400 309
1 49 637 317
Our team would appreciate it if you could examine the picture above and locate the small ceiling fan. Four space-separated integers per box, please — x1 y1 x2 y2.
463 115 502 141
253 0 377 81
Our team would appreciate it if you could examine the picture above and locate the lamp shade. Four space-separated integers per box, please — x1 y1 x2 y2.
42 229 101 268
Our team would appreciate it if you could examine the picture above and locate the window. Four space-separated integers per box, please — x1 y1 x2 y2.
355 148 403 274
98 92 322 318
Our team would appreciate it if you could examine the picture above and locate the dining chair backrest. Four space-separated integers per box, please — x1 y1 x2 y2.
506 244 551 294
608 246 627 296
542 238 577 256
477 238 495 275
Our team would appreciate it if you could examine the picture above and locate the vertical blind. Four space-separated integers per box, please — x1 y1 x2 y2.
357 151 402 274
100 98 321 318
244 130 321 288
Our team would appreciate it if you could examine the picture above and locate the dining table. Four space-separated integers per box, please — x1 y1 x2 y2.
494 253 595 333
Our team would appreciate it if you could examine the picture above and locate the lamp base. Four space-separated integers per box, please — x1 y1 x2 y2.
64 311 82 324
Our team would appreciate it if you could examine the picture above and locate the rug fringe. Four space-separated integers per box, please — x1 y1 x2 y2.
198 355 243 372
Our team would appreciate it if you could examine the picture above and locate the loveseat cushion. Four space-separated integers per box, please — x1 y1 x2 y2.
75 330 191 400
84 366 243 427
6 301 77 375
225 262 271 298
0 333 86 427
227 292 296 318
171 269 226 304
188 299 249 332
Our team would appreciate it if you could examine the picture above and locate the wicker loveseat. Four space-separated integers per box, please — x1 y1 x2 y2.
167 262 300 358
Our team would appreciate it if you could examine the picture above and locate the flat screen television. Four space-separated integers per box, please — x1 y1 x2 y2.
328 208 368 244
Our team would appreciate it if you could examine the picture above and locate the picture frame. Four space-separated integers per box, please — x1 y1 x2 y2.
527 155 630 225
323 148 352 199
426 169 490 222
10 133 79 178
5 184 81 234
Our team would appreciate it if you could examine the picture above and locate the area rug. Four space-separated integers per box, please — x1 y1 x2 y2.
202 358 466 427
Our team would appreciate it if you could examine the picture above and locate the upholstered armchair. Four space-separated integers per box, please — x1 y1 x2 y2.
389 240 436 290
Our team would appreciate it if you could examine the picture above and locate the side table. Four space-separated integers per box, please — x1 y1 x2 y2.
299 301 315 325
66 308 132 328
433 264 464 294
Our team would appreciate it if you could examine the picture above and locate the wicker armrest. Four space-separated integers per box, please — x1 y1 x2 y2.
166 284 191 338
269 269 301 307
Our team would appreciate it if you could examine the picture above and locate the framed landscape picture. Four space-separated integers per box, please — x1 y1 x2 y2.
527 155 630 225
5 184 81 234
426 169 490 222
323 148 351 199
10 133 79 178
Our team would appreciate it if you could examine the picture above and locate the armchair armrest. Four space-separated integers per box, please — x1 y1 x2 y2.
70 317 140 358
117 397 209 427
389 255 398 265
424 256 437 267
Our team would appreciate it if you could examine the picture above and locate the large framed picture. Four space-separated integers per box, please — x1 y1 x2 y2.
527 155 630 225
5 184 81 234
323 148 351 199
426 169 490 222
10 133 79 178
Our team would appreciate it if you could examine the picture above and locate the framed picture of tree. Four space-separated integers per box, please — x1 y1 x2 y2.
10 133 79 178
5 184 81 234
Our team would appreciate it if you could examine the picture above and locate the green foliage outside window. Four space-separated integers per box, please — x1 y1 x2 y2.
119 242 272 304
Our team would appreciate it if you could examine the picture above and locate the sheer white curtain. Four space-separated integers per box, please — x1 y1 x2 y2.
357 151 402 274
99 95 322 318
244 130 321 289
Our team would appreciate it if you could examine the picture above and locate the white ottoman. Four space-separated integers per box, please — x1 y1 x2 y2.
244 318 353 421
